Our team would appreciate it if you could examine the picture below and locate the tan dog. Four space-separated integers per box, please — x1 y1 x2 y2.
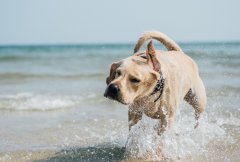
104 31 206 135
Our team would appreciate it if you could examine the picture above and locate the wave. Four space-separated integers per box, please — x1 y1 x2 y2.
0 55 34 62
0 93 98 111
0 72 105 80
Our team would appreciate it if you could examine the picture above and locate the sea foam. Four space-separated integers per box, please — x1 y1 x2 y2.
0 93 94 111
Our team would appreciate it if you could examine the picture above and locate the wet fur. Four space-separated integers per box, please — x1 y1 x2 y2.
105 31 207 135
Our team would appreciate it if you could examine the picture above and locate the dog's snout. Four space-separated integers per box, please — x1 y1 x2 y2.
104 84 120 99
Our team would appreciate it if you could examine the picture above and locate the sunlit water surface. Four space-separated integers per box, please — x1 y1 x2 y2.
0 43 239 162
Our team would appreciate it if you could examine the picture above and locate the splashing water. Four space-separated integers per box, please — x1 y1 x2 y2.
125 101 237 161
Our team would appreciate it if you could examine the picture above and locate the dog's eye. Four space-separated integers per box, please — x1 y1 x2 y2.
115 71 121 78
140 55 147 59
130 78 140 83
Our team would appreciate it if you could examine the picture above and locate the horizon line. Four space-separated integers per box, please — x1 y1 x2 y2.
0 40 240 47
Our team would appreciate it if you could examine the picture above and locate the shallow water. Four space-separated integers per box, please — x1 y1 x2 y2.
0 43 239 162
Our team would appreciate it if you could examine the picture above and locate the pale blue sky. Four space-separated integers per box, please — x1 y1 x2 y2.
0 0 239 45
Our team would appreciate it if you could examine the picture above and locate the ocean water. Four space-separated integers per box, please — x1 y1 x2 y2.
0 43 239 162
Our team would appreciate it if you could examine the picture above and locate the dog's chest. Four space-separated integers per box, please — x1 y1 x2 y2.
143 103 162 119
133 97 162 119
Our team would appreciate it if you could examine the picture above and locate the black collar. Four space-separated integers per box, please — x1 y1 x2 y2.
151 71 165 102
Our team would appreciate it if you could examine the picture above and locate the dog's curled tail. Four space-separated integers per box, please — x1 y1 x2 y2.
134 31 183 53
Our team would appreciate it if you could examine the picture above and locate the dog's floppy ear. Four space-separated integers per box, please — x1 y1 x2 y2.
106 62 121 85
146 40 160 72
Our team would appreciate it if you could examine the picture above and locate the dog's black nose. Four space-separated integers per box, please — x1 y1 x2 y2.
104 84 120 99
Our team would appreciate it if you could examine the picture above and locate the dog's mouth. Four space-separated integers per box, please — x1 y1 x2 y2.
104 91 128 105
104 95 128 105
116 98 128 105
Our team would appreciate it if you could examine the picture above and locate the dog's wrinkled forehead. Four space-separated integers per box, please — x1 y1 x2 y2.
122 55 148 68
106 53 155 85
113 56 151 78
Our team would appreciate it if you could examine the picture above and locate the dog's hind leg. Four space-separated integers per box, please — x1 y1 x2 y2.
184 78 206 128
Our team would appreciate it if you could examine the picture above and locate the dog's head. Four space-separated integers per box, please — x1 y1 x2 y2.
104 41 161 105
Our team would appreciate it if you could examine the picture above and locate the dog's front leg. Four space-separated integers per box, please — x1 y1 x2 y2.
128 110 143 131
158 117 167 135
157 107 169 135
157 106 176 135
